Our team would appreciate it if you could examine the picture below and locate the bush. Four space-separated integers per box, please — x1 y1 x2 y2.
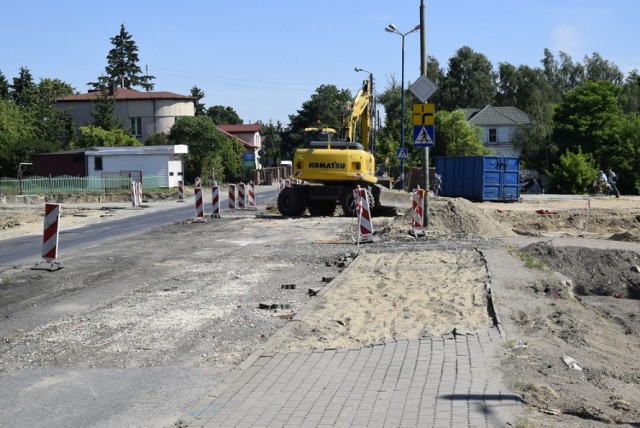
546 147 598 194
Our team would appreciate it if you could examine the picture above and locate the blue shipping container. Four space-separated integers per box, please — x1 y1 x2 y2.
435 156 520 202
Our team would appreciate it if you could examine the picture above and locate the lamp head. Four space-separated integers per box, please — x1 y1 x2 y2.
385 24 397 33
354 67 362 72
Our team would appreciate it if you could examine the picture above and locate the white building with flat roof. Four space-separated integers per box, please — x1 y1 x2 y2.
85 145 188 188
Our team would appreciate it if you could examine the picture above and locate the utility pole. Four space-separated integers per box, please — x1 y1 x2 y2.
420 0 430 227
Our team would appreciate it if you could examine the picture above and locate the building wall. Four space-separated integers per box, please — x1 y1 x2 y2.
479 125 520 157
86 154 172 187
58 99 194 143
32 153 87 177
234 131 262 149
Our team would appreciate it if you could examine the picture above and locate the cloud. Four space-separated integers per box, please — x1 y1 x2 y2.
551 24 586 56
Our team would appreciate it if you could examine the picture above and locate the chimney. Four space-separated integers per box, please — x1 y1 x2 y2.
108 85 118 96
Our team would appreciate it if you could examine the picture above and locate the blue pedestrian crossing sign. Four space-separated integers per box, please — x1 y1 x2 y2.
395 147 409 160
413 125 435 147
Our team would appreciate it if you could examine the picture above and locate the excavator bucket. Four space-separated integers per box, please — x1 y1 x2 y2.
373 185 413 210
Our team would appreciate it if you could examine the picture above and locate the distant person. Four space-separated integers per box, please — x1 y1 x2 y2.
607 167 621 198
432 173 442 196
598 170 607 184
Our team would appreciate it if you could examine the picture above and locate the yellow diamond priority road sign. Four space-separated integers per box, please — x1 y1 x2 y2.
413 103 435 126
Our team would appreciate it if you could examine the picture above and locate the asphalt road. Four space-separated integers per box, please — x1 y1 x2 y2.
0 187 279 273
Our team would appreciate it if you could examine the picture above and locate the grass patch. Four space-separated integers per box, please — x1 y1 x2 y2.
512 249 548 270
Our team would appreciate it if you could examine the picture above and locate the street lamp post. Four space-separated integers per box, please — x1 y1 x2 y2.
354 67 375 154
385 23 420 190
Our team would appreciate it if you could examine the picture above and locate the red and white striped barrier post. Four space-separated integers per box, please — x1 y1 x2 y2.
193 177 205 221
42 203 61 261
137 182 143 207
211 183 221 218
228 184 236 209
353 186 374 244
178 180 184 202
237 183 246 209
130 179 138 208
34 203 64 270
412 187 426 236
247 182 256 209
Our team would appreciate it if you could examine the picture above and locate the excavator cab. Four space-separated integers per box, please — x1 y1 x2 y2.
302 127 338 147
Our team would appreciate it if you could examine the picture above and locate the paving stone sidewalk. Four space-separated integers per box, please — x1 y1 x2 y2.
179 329 522 428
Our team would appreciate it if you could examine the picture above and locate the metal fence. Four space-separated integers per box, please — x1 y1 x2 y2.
0 174 163 196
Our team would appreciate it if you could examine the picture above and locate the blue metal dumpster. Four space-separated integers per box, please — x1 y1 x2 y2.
435 156 520 202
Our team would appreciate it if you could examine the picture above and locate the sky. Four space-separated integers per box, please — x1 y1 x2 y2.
1 0 639 126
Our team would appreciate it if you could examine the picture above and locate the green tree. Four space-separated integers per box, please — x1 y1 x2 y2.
545 147 597 194
542 49 584 96
376 75 417 175
91 85 122 131
0 70 9 99
33 78 77 148
422 55 447 107
439 46 497 110
206 105 242 125
77 125 140 147
0 99 56 176
516 92 557 171
11 66 37 108
90 24 155 91
190 86 206 116
583 52 624 85
433 110 489 156
281 84 353 158
168 116 244 182
496 63 552 112
553 81 626 162
258 120 284 166
551 81 640 193
144 132 169 146
621 70 640 113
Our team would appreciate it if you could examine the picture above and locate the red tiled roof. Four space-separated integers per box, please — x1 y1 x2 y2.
57 87 195 102
218 123 262 133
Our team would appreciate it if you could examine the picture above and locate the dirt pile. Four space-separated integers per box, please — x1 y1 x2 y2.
375 197 516 238
521 241 640 299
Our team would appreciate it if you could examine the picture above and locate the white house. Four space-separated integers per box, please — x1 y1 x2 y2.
463 105 532 157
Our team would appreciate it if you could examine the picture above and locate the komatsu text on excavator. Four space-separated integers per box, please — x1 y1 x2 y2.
277 78 409 216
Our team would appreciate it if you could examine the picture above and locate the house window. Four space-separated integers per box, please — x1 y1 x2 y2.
488 128 497 143
130 117 142 137
94 156 103 171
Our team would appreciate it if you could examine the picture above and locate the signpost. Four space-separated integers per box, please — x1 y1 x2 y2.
395 147 409 160
412 103 435 147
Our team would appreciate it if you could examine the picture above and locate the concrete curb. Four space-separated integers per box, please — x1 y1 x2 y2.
476 248 505 339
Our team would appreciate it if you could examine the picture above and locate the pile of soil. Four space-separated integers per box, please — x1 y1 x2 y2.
521 242 640 299
375 197 516 238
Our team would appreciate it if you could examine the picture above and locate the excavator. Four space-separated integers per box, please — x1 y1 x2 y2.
277 78 409 216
